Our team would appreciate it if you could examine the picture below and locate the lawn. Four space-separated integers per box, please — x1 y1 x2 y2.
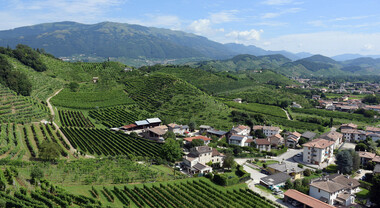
356 188 370 199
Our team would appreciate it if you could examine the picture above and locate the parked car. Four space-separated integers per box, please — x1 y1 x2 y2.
357 169 362 174
296 153 302 157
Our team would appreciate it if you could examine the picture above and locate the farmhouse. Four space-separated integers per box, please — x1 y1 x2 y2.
229 125 251 136
303 139 335 165
146 118 162 128
199 125 212 134
233 98 242 103
167 123 189 135
143 125 168 142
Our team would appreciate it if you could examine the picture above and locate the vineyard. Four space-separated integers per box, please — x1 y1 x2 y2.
0 84 48 123
89 106 139 128
225 101 287 118
59 110 95 128
87 179 280 208
61 127 162 158
0 167 102 208
51 88 134 109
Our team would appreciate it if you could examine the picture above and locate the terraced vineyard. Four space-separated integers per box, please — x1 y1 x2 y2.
88 106 138 127
0 171 102 208
60 127 162 157
59 110 95 127
225 101 287 118
0 123 25 160
0 85 48 123
97 179 280 208
51 88 134 109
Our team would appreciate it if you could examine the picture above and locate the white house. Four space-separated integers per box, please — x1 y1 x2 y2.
228 134 253 147
183 146 223 174
167 123 189 135
303 139 335 165
341 129 366 142
230 125 251 136
262 126 281 137
309 174 360 206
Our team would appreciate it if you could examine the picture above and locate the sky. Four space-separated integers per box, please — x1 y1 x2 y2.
1 0 380 56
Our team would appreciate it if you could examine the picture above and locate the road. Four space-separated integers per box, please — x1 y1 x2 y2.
282 108 292 120
354 169 372 180
45 89 94 159
273 148 303 163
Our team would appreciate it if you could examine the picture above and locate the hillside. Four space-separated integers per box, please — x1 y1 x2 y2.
0 21 234 60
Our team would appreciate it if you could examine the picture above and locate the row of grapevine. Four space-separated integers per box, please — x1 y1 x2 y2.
88 106 138 127
59 110 94 128
104 179 280 208
60 127 162 157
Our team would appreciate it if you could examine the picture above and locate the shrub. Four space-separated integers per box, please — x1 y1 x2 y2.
304 169 312 177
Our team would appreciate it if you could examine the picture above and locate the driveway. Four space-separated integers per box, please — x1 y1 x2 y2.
339 142 356 150
273 148 303 163
354 169 372 180
243 164 267 183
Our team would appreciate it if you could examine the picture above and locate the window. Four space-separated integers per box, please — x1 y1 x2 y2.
308 147 311 150
318 189 320 192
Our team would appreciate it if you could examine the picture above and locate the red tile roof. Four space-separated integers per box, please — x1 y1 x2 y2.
255 138 270 145
284 189 335 208
184 135 212 142
121 124 137 129
303 138 334 149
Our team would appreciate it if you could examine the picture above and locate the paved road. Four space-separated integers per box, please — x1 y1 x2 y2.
273 148 303 163
282 108 292 120
243 164 267 183
354 169 372 180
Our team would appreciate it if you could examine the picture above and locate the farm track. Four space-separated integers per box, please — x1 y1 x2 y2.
46 89 94 158
282 108 292 120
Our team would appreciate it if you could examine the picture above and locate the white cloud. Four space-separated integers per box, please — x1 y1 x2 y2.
209 10 240 24
188 19 224 36
262 8 301 19
257 31 380 56
225 29 264 44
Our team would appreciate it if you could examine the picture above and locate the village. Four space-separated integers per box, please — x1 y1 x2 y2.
108 115 380 208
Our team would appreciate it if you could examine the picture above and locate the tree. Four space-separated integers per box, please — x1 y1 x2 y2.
38 141 61 161
68 82 79 92
254 129 266 138
367 140 377 153
223 153 235 170
355 143 368 151
188 120 197 132
303 169 312 176
191 139 204 147
163 131 176 140
160 138 182 162
284 179 293 189
370 174 380 205
349 149 360 171
30 166 44 182
336 150 353 174
298 137 308 146
329 117 333 128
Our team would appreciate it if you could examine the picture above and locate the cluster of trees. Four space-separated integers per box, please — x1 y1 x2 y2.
0 55 32 95
336 149 360 174
362 94 380 105
284 177 311 194
355 138 378 153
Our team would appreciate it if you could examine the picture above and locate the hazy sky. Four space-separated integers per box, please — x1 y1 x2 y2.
1 0 380 56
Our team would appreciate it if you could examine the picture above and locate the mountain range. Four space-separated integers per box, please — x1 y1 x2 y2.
1 21 380 77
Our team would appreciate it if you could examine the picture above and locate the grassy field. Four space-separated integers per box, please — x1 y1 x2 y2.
225 101 287 118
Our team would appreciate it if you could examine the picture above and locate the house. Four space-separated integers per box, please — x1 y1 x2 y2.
182 146 223 174
303 139 335 165
135 120 150 129
183 135 212 145
290 102 302 108
358 151 380 165
260 172 291 189
267 162 305 179
301 131 317 140
254 138 271 151
312 95 321 100
206 129 227 139
374 164 380 174
284 189 335 208
366 126 380 134
167 123 189 135
229 125 251 136
144 125 167 142
146 118 162 128
366 132 380 142
233 98 242 103
286 132 302 148
199 125 212 134
92 77 99 83
341 129 366 142
309 174 360 206
340 123 358 130
120 124 137 131
268 134 284 147
228 134 253 147
320 131 343 148
261 126 281 137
